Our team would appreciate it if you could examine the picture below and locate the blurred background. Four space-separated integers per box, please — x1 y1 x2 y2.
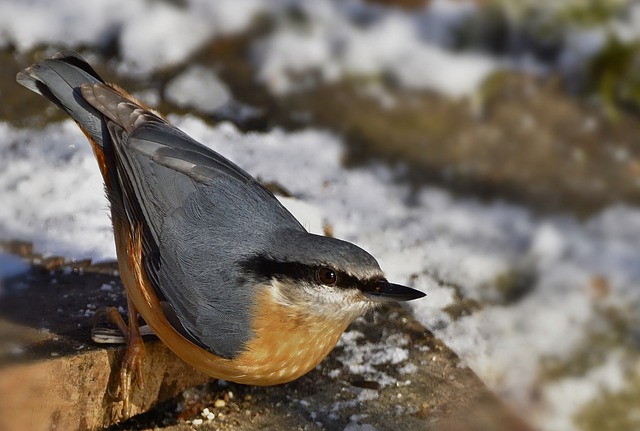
1 0 640 430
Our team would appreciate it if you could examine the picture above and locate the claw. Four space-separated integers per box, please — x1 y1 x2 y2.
93 299 146 417
119 332 145 416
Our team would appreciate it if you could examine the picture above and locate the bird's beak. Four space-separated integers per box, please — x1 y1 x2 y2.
361 280 426 302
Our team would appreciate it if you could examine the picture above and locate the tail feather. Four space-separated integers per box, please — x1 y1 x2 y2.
16 51 107 148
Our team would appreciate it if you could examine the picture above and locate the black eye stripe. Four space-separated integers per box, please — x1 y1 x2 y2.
241 255 383 290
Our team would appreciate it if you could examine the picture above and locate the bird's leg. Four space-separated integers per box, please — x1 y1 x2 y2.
92 297 145 416
92 221 151 417
116 296 146 417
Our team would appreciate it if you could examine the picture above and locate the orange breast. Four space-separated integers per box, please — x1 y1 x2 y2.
232 289 350 384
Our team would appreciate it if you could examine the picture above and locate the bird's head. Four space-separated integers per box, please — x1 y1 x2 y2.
241 229 425 324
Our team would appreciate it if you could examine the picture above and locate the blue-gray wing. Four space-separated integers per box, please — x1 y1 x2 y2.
106 113 304 359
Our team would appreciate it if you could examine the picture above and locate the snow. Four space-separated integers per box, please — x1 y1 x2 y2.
186 0 264 35
0 122 114 261
0 0 141 51
118 2 214 74
3 0 640 98
254 3 497 97
165 66 232 114
335 329 410 384
0 0 265 74
0 0 497 97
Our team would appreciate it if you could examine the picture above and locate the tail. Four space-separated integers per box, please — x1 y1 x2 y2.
16 50 174 219
16 51 107 148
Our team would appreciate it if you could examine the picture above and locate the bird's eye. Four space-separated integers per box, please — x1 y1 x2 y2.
317 267 337 285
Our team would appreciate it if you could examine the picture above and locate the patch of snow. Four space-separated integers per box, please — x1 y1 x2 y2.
165 66 232 114
0 0 142 51
254 3 497 97
0 122 114 261
118 2 214 74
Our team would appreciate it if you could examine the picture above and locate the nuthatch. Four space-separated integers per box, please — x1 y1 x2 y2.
17 51 425 412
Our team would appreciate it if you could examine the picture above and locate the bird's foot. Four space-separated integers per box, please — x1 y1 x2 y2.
118 331 145 417
91 303 146 418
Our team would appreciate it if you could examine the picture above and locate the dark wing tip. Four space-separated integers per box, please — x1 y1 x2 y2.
51 50 105 83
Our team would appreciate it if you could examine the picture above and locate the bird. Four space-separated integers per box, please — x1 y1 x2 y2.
17 51 426 414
